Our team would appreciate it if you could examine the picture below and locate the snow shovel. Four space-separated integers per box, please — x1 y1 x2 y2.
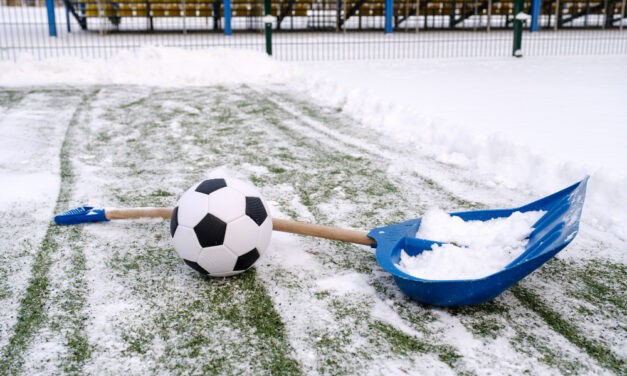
54 178 588 306
369 177 588 306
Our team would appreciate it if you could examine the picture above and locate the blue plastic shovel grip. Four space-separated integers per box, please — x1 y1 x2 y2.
54 206 109 225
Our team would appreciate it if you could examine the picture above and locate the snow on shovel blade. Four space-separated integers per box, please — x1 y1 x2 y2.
368 178 589 306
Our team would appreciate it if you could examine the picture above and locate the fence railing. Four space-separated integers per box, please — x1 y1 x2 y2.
1 0 625 60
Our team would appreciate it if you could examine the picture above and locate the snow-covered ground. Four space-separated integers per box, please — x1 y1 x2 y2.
300 56 627 174
297 54 627 246
0 47 625 375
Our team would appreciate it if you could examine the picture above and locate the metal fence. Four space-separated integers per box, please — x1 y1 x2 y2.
1 0 626 60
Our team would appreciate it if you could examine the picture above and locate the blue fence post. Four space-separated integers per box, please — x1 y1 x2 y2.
224 0 232 35
46 0 58 37
530 0 541 31
385 0 393 33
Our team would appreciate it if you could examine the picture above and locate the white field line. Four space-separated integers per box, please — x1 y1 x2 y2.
256 227 348 374
18 90 97 374
0 91 80 351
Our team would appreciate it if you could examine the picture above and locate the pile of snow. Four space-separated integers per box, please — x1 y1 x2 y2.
396 210 545 280
293 57 627 246
0 47 291 87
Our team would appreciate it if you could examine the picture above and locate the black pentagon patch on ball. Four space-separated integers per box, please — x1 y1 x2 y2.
184 260 208 275
170 206 179 238
194 213 227 248
245 196 267 226
195 178 227 195
234 248 260 271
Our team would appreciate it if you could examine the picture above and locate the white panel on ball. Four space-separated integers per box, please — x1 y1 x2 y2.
172 226 203 262
226 178 262 197
197 246 238 275
207 187 246 223
176 190 210 228
224 216 260 256
256 217 273 254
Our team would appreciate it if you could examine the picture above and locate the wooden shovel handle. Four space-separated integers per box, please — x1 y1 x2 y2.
272 218 374 246
104 208 374 246
105 207 173 220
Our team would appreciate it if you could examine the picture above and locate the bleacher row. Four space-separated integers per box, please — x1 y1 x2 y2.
75 0 622 19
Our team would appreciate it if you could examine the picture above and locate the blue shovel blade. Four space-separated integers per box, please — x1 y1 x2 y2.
368 178 589 306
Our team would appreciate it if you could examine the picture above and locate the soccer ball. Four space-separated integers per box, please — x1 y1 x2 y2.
170 178 272 277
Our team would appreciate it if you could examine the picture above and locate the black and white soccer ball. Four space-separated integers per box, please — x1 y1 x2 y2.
170 178 272 277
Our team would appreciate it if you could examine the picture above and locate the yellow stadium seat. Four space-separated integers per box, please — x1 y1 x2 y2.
117 4 133 16
184 4 197 16
198 3 211 16
151 4 166 16
166 3 182 16
135 3 148 16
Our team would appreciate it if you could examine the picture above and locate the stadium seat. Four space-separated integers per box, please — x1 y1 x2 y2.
250 5 263 16
117 4 133 16
232 4 250 16
293 3 308 16
166 3 182 16
151 4 166 16
85 3 99 16
198 3 211 16
135 3 148 16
